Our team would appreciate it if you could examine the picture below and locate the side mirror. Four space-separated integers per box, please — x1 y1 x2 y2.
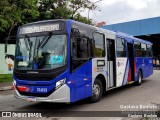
5 37 8 54
5 43 8 53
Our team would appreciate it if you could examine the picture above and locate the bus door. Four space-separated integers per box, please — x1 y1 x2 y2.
127 43 135 81
106 39 116 88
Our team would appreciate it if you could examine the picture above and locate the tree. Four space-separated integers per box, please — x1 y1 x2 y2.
38 0 72 20
0 0 39 37
69 0 98 18
38 0 100 24
74 13 92 25
0 0 102 42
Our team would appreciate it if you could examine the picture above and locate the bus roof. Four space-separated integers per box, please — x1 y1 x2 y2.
70 19 115 34
116 31 152 45
20 19 68 27
20 19 115 35
23 19 115 33
19 19 151 45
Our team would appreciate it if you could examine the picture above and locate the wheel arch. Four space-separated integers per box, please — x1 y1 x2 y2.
95 74 107 93
139 68 143 79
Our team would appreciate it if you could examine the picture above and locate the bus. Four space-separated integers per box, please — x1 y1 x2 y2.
7 19 153 103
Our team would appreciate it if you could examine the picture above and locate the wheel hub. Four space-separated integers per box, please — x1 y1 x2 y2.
93 84 100 98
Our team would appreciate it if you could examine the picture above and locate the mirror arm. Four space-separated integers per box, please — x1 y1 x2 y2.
5 38 9 54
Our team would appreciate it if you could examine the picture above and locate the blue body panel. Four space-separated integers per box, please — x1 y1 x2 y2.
14 68 70 94
116 32 153 82
69 60 92 102
14 19 153 102
135 57 153 80
14 20 93 102
116 31 152 45
67 20 92 102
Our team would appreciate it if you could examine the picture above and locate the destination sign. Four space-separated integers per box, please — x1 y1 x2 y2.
19 22 64 34
24 24 59 33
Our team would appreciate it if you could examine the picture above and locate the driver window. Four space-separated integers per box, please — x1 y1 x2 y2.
71 37 89 59
71 29 89 72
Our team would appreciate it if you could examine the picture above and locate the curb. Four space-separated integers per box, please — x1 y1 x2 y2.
0 86 13 91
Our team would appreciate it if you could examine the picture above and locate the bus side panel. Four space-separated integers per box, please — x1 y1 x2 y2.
135 58 142 81
143 57 153 78
148 58 153 76
135 57 144 81
135 57 153 80
116 57 129 87
92 58 107 90
69 60 92 102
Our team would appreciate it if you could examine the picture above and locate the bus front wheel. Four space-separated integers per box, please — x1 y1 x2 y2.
90 78 103 103
135 70 142 86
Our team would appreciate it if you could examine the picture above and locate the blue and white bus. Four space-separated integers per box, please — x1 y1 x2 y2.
9 19 153 103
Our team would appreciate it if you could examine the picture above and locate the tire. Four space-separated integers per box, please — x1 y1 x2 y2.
135 70 142 86
90 78 103 103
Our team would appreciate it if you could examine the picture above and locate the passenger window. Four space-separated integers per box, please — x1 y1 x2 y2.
146 44 152 57
134 42 141 49
147 44 152 51
93 32 105 57
141 43 146 50
141 43 147 57
116 38 126 57
134 42 142 57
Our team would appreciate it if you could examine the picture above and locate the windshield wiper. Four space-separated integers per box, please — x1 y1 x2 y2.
24 34 31 51
37 32 52 49
33 32 52 69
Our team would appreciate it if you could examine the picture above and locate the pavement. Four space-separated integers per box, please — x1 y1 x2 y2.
0 70 159 119
0 81 13 91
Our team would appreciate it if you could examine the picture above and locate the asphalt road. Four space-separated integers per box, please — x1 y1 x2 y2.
0 70 160 120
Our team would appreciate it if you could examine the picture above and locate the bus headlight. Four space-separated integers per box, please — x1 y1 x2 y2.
55 78 66 90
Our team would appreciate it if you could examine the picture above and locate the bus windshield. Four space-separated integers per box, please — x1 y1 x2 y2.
15 34 67 70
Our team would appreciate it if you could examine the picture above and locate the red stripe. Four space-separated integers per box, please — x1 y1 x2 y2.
17 86 27 92
134 59 136 73
128 68 131 81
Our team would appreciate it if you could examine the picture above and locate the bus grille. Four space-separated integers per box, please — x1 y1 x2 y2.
15 76 53 81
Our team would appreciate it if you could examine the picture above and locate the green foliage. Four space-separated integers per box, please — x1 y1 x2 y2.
0 74 12 83
0 0 100 39
69 0 97 17
0 0 39 36
74 13 92 25
38 0 96 24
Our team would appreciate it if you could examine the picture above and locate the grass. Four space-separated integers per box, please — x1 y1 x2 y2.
0 74 13 83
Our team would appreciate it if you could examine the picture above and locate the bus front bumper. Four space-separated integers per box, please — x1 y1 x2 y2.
13 84 70 103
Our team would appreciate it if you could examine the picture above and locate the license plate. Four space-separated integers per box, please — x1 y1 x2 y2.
26 97 36 102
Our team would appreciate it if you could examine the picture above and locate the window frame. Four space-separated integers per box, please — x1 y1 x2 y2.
93 32 105 58
134 42 142 57
134 42 152 58
116 37 126 57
